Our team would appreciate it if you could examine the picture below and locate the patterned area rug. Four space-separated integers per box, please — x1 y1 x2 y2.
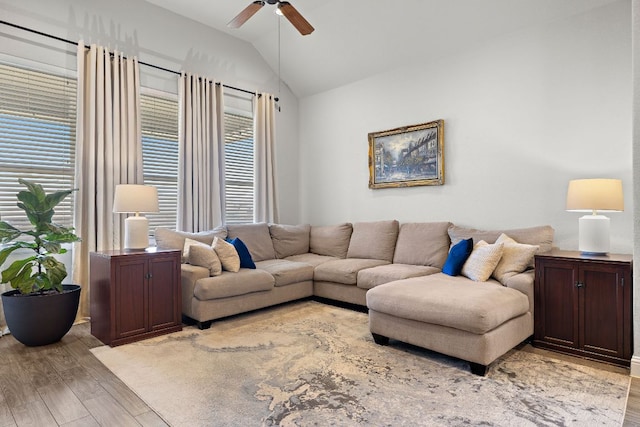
92 300 629 426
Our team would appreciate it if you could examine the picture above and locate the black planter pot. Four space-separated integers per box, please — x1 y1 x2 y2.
1 284 81 346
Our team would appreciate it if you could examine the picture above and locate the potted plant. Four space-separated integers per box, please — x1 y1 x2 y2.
0 179 81 346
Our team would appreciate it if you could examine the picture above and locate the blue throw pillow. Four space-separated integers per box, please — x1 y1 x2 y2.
228 237 256 269
442 238 473 276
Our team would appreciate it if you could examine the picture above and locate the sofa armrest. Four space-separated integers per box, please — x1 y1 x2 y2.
181 264 210 302
503 270 534 314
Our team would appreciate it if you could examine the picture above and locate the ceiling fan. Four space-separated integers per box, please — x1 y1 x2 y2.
228 0 314 36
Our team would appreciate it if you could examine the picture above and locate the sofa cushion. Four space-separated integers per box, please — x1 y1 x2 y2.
284 253 339 267
193 269 274 300
393 222 451 268
188 244 222 276
212 237 240 273
155 227 226 262
442 238 473 276
347 220 399 262
227 223 276 261
314 258 389 285
448 224 554 253
310 223 353 258
255 259 314 287
357 264 439 290
461 241 504 282
366 274 529 335
269 224 311 258
492 233 538 284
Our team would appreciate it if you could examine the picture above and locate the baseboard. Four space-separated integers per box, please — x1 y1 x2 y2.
630 355 640 377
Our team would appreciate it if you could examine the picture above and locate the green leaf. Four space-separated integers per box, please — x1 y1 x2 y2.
44 189 76 211
41 241 62 254
0 244 35 266
42 256 67 290
18 179 46 204
2 256 36 292
0 221 22 242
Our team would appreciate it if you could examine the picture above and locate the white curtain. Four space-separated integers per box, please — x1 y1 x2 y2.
177 73 225 232
253 93 278 223
73 42 143 320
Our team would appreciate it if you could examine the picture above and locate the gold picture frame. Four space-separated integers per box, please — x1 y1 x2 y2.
368 119 444 189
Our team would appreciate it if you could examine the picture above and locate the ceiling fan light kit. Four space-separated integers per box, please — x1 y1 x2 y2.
228 0 314 35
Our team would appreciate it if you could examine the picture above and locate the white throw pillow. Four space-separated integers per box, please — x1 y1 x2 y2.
492 233 539 284
183 237 210 260
461 241 504 282
212 237 240 272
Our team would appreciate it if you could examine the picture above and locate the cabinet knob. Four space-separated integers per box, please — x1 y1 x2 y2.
575 281 585 288
146 273 153 279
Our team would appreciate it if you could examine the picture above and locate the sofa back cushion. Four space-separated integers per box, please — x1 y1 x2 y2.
269 224 311 258
226 223 276 261
393 222 451 268
155 227 227 262
347 220 399 262
310 223 353 258
448 224 554 253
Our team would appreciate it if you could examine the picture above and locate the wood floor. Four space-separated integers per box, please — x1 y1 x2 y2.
0 323 167 427
0 322 638 426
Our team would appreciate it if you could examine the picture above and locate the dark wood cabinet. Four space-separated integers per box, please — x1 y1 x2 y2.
534 249 632 367
90 248 182 346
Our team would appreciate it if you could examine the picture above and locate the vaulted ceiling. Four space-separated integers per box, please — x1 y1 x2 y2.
144 0 619 98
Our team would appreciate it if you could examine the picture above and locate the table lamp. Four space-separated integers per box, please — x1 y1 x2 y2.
566 178 623 255
113 184 159 249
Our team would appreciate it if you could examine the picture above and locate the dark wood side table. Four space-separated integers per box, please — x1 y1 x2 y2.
90 248 182 346
533 249 632 367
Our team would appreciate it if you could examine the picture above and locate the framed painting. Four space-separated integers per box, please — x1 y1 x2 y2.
368 119 444 189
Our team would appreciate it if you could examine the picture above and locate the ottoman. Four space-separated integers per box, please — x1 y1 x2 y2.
366 273 532 375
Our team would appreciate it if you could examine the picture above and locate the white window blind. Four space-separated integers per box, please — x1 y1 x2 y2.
224 112 254 224
141 93 179 231
0 63 76 230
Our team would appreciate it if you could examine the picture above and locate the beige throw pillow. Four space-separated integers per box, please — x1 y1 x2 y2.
212 237 240 272
188 245 223 276
183 238 210 260
461 240 504 282
492 233 539 284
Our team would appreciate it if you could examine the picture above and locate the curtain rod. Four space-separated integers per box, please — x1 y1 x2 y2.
0 19 276 101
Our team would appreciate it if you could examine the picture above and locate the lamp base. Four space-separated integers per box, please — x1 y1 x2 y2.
124 216 149 250
578 214 610 255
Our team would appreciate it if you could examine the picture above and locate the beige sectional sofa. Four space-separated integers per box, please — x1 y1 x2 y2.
155 220 554 375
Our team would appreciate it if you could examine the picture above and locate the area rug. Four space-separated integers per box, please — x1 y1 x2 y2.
92 300 629 426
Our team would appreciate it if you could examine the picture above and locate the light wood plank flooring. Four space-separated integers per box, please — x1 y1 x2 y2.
0 323 638 426
0 323 167 427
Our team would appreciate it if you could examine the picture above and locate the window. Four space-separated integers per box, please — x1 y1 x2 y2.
0 63 76 230
140 93 179 231
224 112 254 224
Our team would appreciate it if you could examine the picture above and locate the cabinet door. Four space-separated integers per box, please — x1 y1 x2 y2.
114 257 148 339
148 253 181 331
535 259 579 348
580 263 629 360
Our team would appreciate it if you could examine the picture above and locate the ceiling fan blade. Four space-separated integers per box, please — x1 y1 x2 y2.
279 2 314 36
228 1 264 29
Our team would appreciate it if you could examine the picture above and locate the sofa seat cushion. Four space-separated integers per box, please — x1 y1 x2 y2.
366 273 529 335
285 253 339 267
357 264 440 290
193 269 275 300
255 259 314 287
314 258 389 285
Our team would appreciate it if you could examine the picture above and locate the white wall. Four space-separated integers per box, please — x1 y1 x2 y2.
299 0 632 254
0 0 301 224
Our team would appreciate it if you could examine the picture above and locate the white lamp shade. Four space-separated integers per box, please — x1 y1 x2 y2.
566 179 624 213
113 184 159 214
566 178 623 255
